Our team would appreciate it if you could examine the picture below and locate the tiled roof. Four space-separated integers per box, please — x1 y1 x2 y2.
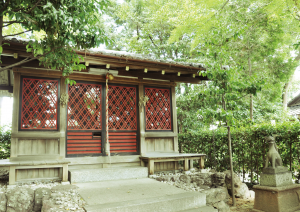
288 105 300 116
4 37 205 69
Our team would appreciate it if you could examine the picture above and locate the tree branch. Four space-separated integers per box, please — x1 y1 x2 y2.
148 34 158 48
0 0 11 14
3 21 26 27
0 57 37 72
0 45 67 72
3 30 32 37
26 0 42 14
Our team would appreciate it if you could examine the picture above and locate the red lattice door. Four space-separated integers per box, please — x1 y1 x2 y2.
66 83 138 157
66 83 103 156
107 85 138 154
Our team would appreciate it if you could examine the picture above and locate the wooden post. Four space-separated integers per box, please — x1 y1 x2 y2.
59 77 67 158
141 159 145 167
139 83 146 155
62 164 68 182
184 158 189 171
9 166 16 185
189 159 193 169
199 156 205 169
11 71 20 134
171 86 178 152
148 159 154 175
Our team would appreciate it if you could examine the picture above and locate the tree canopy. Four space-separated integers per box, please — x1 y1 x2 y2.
106 0 300 129
0 0 109 83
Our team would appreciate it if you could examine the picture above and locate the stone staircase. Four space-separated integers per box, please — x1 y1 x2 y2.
84 191 216 212
69 167 217 212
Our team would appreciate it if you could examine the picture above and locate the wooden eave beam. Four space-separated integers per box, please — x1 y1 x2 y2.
1 56 41 67
0 86 13 93
118 70 207 83
77 53 205 74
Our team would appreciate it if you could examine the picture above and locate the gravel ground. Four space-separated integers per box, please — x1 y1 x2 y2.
229 197 254 212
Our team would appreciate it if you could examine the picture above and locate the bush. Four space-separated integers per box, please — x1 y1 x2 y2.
0 126 11 159
178 121 300 182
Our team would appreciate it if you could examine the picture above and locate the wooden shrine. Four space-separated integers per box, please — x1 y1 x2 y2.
0 38 207 184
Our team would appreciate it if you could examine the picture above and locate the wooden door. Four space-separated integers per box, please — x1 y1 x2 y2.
66 82 104 157
107 85 139 155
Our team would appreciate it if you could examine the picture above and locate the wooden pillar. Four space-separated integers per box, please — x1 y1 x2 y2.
171 86 178 152
62 164 68 182
199 156 205 169
11 71 20 134
189 159 193 169
9 166 16 185
148 159 154 175
11 71 21 159
59 77 67 159
184 158 189 171
139 83 146 155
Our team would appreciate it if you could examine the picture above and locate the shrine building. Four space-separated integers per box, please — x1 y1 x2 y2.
0 38 207 185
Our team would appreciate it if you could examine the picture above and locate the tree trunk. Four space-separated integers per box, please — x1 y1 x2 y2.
283 82 290 110
222 93 236 206
250 94 253 121
0 15 3 54
248 54 253 121
227 125 236 206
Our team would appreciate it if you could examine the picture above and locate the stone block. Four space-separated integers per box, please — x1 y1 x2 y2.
0 192 7 212
33 187 51 212
253 184 300 212
6 188 34 212
260 171 292 187
262 167 288 174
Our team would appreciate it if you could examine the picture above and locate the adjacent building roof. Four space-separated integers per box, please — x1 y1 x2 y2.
287 93 300 116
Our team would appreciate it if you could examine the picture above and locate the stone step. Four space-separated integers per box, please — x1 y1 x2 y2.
179 206 217 212
84 192 207 212
69 166 148 183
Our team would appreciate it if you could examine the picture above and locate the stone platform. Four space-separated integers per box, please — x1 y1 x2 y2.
75 178 217 212
69 166 148 183
253 184 300 212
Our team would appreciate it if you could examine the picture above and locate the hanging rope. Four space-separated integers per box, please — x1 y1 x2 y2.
105 73 110 157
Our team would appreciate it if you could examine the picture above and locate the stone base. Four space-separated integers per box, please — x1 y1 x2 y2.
253 184 300 212
61 181 70 185
260 171 292 187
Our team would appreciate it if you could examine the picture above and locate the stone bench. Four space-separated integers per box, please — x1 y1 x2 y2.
140 153 206 175
0 159 70 185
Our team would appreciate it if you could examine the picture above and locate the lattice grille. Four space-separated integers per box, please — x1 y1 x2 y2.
108 85 137 130
145 87 172 130
68 83 102 130
21 78 58 130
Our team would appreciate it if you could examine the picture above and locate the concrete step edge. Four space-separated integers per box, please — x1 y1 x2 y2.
179 205 218 212
69 166 148 172
84 191 206 212
69 167 148 183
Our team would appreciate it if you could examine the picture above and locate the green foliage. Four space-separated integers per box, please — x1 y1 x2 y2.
179 121 300 182
105 0 193 60
0 0 110 80
0 126 11 159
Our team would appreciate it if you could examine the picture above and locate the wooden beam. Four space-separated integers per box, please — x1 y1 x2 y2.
118 70 207 83
13 68 177 86
78 54 205 74
0 86 13 93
